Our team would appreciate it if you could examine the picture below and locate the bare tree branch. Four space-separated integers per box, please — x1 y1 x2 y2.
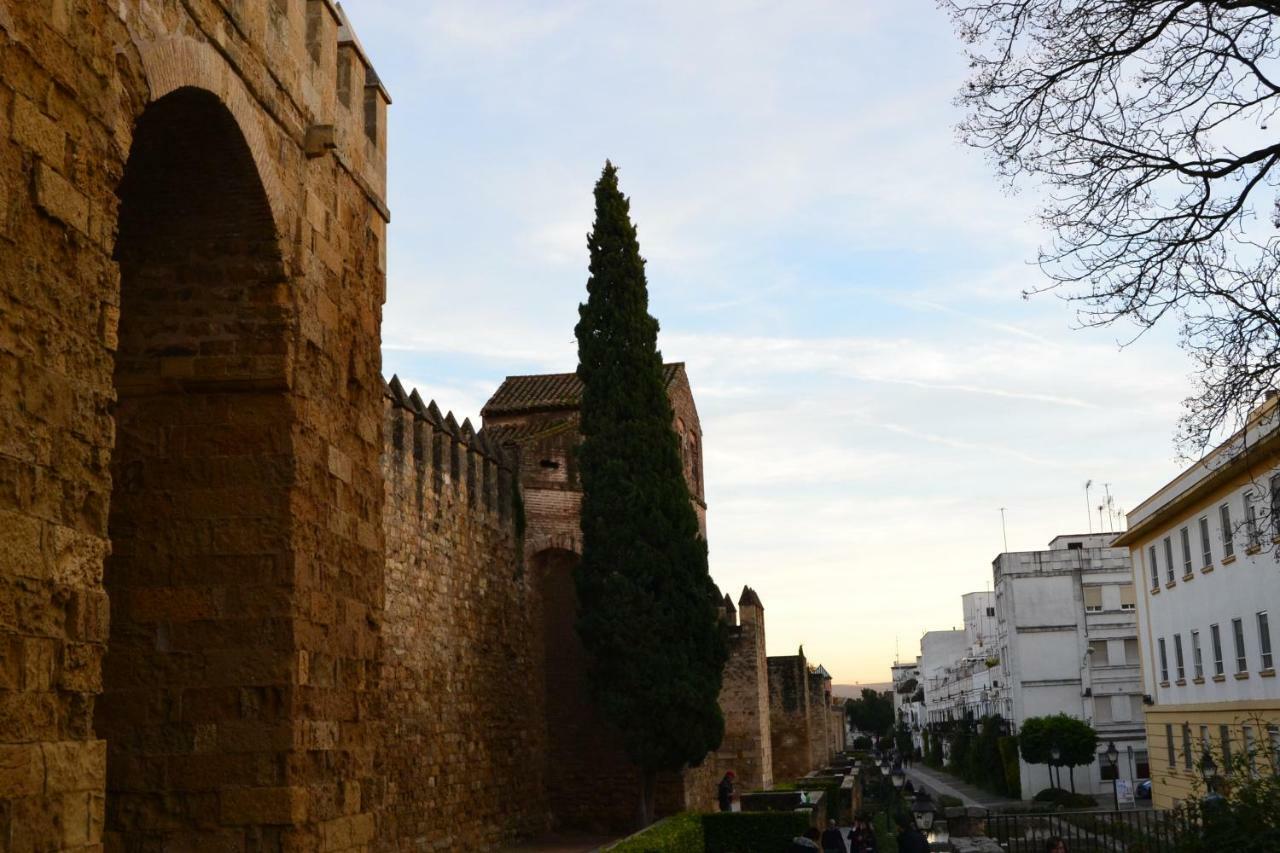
943 0 1280 454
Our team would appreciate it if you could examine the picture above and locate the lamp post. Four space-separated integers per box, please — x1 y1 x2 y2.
1104 740 1119 810
911 790 934 832
1050 744 1062 790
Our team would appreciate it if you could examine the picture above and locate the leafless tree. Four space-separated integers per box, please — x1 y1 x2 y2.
943 0 1280 453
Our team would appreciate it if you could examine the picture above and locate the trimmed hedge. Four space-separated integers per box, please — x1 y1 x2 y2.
997 735 1021 797
796 777 844 822
1032 788 1097 809
606 813 703 853
702 812 811 853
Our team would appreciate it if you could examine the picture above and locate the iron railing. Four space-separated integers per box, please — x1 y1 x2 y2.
985 808 1187 852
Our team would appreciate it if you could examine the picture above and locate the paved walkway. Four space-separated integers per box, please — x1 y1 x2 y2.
902 764 1021 809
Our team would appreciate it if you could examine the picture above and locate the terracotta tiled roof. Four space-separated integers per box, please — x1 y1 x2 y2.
481 417 579 446
481 363 684 417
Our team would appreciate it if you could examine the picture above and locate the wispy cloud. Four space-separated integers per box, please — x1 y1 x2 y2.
357 0 1198 681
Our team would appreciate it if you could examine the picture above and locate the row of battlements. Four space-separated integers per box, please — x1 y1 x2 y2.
209 0 390 209
384 376 517 524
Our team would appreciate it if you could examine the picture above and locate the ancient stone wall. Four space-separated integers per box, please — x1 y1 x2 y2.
379 380 548 849
808 671 832 768
0 2 389 850
768 654 813 783
711 589 773 792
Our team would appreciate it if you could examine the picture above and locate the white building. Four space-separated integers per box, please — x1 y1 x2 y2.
918 593 1001 743
1113 401 1280 809
993 534 1147 799
891 659 923 749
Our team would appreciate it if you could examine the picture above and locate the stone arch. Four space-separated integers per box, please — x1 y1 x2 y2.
124 34 290 241
94 86 296 849
530 547 638 831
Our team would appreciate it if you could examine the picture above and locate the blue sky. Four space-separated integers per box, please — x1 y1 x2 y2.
356 0 1195 683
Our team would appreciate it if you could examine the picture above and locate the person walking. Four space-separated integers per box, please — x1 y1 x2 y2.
716 770 735 812
1045 838 1068 853
789 828 823 852
821 819 846 853
847 816 878 853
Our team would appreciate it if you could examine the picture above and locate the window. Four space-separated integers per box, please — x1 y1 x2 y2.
1095 698 1113 723
1136 749 1150 779
1244 726 1256 775
1089 640 1109 664
1211 624 1225 675
1164 537 1175 583
1100 755 1118 780
1174 634 1186 680
1199 516 1213 566
985 607 995 617
1120 584 1136 611
1084 586 1103 613
1221 503 1235 557
1125 638 1140 665
1221 725 1233 773
1183 724 1193 769
1233 618 1248 672
1067 541 1083 550
1159 637 1169 682
1166 724 1176 768
1192 630 1203 679
1271 474 1280 535
1201 725 1211 758
1268 725 1280 774
1148 545 1160 590
1180 526 1193 574
1259 611 1273 671
1245 491 1260 548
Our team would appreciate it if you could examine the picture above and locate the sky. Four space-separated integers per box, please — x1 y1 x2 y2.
354 0 1198 684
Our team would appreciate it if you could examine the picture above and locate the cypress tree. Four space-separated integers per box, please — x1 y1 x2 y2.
573 162 728 826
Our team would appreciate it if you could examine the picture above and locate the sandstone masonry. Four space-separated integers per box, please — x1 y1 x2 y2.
0 4 846 849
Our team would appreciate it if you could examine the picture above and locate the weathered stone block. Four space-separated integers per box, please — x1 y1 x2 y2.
219 786 307 826
33 161 88 235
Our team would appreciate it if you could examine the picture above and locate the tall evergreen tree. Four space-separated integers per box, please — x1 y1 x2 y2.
574 162 728 826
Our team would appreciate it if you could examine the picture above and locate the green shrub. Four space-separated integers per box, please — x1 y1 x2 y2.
702 812 811 853
606 813 703 853
1032 788 1097 809
997 735 1021 797
936 794 963 809
853 735 872 750
796 777 844 822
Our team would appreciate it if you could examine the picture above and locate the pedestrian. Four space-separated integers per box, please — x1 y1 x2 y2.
893 813 929 853
1045 838 1068 853
820 818 846 853
716 770 735 812
847 815 877 853
789 827 822 851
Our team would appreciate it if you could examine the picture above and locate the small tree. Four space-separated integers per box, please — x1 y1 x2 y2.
845 688 895 737
1019 713 1098 793
573 162 729 826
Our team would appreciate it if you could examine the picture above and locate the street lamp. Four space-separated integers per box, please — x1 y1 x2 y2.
911 791 934 831
1199 750 1218 790
891 767 906 790
1050 745 1062 790
1104 740 1119 810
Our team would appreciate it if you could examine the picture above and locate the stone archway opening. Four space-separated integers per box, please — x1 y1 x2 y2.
94 86 294 849
532 547 639 832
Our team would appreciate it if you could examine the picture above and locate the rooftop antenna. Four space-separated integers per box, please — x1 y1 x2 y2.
1098 504 1105 534
1104 483 1115 531
999 507 1009 553
1084 480 1094 533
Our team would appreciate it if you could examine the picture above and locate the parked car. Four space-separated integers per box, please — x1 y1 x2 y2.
1135 780 1152 800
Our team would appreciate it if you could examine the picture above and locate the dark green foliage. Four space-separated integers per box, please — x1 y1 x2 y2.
1167 731 1280 852
1032 788 1097 809
796 777 844 823
927 730 944 768
997 735 1021 797
606 813 703 853
936 794 963 809
701 812 811 853
845 689 894 736
893 722 912 757
572 162 729 814
1019 714 1097 792
852 735 872 751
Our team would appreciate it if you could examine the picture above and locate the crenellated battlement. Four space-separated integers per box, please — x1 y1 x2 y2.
383 375 516 526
